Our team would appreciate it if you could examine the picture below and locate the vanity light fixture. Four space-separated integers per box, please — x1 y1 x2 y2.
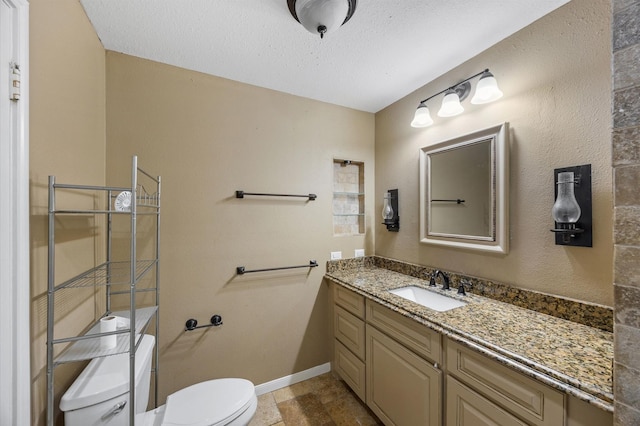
438 88 465 117
411 69 503 128
287 0 357 39
410 102 433 127
471 70 504 104
382 189 399 232
550 164 592 247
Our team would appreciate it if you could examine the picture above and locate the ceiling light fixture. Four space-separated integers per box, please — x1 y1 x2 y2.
287 0 357 39
411 69 503 128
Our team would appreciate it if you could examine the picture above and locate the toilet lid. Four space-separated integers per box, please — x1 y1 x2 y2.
162 378 255 426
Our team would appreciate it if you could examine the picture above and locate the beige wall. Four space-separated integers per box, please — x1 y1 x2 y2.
375 0 613 306
27 0 617 421
104 52 375 402
29 0 106 424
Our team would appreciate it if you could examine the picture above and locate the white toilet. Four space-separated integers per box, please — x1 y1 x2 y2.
60 334 257 426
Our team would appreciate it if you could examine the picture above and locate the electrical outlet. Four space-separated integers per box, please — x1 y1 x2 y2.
330 251 342 260
355 249 365 258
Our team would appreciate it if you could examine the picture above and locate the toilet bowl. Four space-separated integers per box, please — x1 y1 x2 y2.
60 334 257 426
136 379 258 426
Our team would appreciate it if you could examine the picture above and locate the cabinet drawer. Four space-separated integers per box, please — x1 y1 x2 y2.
334 305 365 360
334 285 365 319
447 376 528 426
334 340 366 402
446 340 564 426
367 300 442 364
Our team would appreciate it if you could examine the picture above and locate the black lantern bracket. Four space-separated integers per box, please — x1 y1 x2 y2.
550 164 592 247
383 189 400 232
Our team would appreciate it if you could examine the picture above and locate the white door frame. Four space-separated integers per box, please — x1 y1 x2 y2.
0 0 30 424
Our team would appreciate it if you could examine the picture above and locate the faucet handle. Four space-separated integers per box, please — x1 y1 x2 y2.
429 271 437 287
457 278 473 295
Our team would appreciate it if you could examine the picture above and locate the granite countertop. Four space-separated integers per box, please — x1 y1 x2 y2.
325 264 613 412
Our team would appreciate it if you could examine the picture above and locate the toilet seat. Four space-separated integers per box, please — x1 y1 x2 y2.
161 378 256 426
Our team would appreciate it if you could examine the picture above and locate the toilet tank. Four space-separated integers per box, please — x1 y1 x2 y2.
60 334 155 426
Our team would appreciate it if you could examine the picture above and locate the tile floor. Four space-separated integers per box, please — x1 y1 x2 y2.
248 372 383 425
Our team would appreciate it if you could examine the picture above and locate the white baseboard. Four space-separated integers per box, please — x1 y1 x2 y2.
254 362 332 396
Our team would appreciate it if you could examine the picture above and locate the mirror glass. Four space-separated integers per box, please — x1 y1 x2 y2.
419 123 509 253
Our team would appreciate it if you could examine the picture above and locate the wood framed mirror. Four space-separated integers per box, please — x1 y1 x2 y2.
419 123 509 253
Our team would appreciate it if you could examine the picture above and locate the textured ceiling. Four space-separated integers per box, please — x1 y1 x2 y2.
81 0 569 113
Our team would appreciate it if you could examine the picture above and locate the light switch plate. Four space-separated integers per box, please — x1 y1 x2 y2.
355 249 365 258
330 251 342 260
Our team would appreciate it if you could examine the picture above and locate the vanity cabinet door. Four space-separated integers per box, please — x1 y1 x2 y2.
366 325 442 426
447 376 528 426
446 340 563 426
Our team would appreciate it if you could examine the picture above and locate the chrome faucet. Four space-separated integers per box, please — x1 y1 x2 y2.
430 270 450 290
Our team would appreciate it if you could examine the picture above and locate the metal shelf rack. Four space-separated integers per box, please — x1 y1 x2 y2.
46 156 161 426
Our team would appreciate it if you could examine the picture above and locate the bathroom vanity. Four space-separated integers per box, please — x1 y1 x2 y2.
326 257 613 426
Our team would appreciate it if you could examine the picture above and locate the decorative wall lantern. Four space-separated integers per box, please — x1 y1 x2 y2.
550 164 592 247
382 189 399 232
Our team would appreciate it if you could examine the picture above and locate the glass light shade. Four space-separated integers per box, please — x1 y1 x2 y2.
295 0 349 36
411 103 433 128
471 72 503 104
438 90 464 117
552 172 581 224
382 193 394 221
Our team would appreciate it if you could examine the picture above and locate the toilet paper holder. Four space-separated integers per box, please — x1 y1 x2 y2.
185 314 223 331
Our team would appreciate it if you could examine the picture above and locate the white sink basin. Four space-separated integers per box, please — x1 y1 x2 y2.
388 286 467 312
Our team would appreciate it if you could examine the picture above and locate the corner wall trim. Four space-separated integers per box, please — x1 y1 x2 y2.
254 363 331 396
0 1 30 425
